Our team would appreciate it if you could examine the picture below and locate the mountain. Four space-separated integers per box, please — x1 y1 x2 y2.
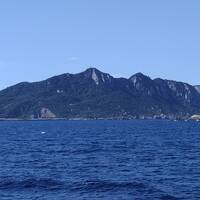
195 85 200 94
0 67 200 119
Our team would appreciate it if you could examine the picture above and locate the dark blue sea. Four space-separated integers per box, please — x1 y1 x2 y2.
0 120 200 200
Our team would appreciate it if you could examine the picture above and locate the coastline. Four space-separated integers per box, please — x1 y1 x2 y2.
0 116 199 121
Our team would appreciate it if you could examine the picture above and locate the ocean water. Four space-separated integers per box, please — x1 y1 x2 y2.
0 120 200 200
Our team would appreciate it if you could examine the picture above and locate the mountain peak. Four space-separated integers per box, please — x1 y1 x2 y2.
133 72 146 77
130 72 150 79
84 67 101 74
129 72 152 85
82 67 112 85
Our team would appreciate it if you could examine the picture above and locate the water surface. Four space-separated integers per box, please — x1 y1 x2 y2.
0 120 199 199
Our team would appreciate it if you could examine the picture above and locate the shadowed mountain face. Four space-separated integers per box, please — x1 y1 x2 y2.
0 68 200 119
195 85 200 94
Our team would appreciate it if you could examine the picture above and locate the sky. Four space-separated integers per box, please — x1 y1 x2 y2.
0 0 200 89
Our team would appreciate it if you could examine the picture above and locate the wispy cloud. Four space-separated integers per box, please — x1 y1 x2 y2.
67 56 79 61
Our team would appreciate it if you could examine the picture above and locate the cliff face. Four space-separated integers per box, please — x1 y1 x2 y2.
195 85 200 94
0 68 199 119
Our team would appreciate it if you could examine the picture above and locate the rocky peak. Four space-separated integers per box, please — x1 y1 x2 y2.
129 72 155 95
84 67 100 74
129 73 152 85
83 67 113 85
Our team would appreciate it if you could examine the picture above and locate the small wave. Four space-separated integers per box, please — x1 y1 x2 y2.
160 194 180 200
0 178 64 190
0 179 145 192
70 180 145 192
0 178 181 199
71 180 180 199
70 147 102 154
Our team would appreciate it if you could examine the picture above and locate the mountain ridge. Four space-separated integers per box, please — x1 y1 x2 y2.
0 68 200 120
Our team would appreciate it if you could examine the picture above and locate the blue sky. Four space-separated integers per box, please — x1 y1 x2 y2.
0 0 200 89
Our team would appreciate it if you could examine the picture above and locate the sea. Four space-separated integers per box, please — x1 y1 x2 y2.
0 120 199 200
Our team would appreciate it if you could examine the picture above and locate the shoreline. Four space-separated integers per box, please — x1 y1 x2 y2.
0 117 199 122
